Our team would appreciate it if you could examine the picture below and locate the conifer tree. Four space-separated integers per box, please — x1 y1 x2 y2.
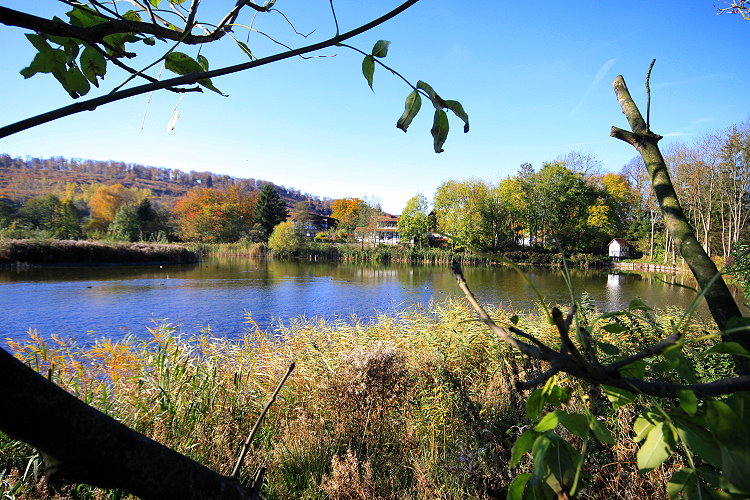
254 185 288 239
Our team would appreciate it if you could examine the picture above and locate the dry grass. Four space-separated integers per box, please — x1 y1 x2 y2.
0 239 199 266
1 299 710 499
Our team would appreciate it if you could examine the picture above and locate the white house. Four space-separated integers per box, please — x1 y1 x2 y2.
608 238 631 259
354 215 401 245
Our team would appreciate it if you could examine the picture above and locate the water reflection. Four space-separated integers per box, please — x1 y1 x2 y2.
1 257 744 342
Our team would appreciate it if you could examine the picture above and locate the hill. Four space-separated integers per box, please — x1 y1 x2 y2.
0 154 333 214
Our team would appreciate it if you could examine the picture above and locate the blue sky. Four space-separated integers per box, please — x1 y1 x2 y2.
1 1 748 213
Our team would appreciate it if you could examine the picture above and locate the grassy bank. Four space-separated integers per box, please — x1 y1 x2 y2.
0 299 723 499
191 241 610 268
0 239 199 267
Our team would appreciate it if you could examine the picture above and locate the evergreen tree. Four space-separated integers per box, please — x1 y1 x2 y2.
55 199 81 239
109 205 141 242
254 185 288 239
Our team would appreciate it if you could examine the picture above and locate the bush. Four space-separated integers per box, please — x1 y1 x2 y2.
268 221 304 256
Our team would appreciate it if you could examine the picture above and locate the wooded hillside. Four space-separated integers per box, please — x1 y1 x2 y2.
0 154 333 214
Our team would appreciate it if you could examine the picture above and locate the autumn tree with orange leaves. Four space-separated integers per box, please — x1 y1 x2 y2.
331 198 366 232
173 186 257 242
87 183 149 233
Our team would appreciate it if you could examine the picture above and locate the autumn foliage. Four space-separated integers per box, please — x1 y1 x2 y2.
331 198 365 232
173 186 257 242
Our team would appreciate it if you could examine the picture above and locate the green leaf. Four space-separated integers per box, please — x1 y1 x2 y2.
59 66 91 98
20 49 65 79
677 389 698 416
619 359 647 379
122 10 142 22
526 388 544 421
601 322 628 334
371 40 391 58
597 341 620 355
164 52 224 95
589 418 615 445
558 412 590 438
506 473 530 500
667 468 696 500
603 385 635 408
702 342 750 358
672 416 722 468
396 89 422 133
141 37 156 46
80 46 106 86
236 40 254 59
720 446 750 494
544 437 581 496
510 429 537 467
25 34 52 54
628 298 653 311
633 410 662 443
68 6 107 27
362 55 375 90
197 55 209 71
530 434 551 486
637 422 673 472
417 80 446 109
510 314 519 325
726 392 750 424
431 109 449 153
706 400 740 443
534 411 561 432
445 99 469 132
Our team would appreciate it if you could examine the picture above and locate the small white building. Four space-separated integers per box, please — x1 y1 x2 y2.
608 238 631 259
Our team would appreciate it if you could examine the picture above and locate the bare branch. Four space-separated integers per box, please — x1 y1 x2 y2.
516 367 560 391
232 361 295 478
452 261 750 397
605 332 680 374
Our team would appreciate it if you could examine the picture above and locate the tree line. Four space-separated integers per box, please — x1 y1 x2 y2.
397 120 750 260
0 182 290 244
3 119 749 258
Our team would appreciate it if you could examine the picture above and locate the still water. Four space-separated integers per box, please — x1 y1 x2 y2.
0 258 741 342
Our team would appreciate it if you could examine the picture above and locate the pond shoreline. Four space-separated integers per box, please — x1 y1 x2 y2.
0 239 199 268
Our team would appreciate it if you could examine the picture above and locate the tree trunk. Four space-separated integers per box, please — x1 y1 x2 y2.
0 347 257 499
611 75 749 375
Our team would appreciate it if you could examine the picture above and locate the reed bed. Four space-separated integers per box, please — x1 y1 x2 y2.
0 240 199 266
0 300 717 499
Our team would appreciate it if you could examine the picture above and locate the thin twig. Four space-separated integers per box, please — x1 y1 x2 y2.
605 332 680 374
645 58 655 128
231 361 295 479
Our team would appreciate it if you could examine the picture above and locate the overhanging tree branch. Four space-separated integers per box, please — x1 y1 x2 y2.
0 347 258 499
0 0 420 139
609 74 749 375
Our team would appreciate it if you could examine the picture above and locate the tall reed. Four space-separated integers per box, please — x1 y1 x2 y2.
1 301 715 499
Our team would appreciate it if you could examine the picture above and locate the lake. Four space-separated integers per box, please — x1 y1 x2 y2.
1 257 742 343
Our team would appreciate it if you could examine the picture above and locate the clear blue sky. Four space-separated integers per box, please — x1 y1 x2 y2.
1 1 748 213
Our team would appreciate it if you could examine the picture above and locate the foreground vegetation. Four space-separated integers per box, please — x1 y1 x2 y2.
0 299 730 499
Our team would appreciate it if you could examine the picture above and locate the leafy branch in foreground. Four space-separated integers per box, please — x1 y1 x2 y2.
1 1 468 152
451 261 749 398
345 39 470 153
453 260 750 498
